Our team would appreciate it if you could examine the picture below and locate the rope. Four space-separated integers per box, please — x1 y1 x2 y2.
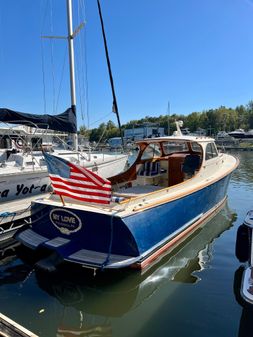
101 210 117 270
0 212 16 218
0 204 31 226
0 204 31 218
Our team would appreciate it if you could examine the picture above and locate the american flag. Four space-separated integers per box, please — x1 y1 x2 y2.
43 152 112 204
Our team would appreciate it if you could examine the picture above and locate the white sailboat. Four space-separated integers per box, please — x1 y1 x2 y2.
0 123 128 204
0 0 128 205
0 0 128 238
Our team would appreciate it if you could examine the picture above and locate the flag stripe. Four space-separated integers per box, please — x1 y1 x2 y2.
53 190 110 204
53 173 111 187
50 175 111 190
70 171 110 183
44 152 112 205
52 187 111 201
70 164 110 186
51 182 111 197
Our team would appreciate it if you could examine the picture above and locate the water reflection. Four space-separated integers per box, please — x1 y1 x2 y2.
1 152 252 337
31 203 235 337
230 151 253 186
0 241 33 286
140 203 235 284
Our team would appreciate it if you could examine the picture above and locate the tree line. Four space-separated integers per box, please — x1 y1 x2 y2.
79 100 253 143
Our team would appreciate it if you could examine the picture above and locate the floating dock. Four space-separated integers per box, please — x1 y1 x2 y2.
216 138 253 151
0 313 38 337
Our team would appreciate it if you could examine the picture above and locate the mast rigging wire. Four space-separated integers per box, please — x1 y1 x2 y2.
89 112 114 127
49 0 56 114
55 46 68 113
76 0 85 123
40 0 71 116
76 0 90 128
40 0 50 114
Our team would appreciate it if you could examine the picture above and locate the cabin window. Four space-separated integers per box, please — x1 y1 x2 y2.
0 138 8 149
31 138 42 150
211 143 218 157
205 143 218 160
162 141 188 155
190 142 202 154
141 143 162 160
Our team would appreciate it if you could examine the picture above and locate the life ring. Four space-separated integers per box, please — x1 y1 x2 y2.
15 138 24 149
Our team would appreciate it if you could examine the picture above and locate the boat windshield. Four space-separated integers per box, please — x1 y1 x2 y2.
205 142 218 160
190 141 202 154
162 141 189 155
141 143 162 160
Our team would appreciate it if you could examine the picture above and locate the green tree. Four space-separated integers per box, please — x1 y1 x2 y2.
79 125 90 138
246 101 253 129
86 99 253 142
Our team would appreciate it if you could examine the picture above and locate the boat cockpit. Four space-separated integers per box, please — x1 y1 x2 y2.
110 138 204 199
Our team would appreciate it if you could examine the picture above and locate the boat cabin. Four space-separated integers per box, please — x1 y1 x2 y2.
110 136 219 198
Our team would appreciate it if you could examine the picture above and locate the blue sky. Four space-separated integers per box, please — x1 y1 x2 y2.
1 0 253 129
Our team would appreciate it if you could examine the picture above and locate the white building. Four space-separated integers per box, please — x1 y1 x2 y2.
124 125 165 140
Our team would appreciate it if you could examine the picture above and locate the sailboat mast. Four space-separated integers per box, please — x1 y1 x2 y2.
66 0 78 151
97 0 124 148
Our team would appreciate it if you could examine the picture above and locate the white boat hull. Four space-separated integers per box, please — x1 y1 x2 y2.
0 154 128 203
0 170 49 203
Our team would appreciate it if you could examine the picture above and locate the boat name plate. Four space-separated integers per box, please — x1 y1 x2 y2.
49 208 82 235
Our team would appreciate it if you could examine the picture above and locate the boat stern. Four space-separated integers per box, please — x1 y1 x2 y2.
16 199 140 269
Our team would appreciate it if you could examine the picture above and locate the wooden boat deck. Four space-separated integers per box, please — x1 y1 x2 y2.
113 184 162 197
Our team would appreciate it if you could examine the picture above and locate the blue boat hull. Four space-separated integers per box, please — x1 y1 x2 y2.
16 173 232 269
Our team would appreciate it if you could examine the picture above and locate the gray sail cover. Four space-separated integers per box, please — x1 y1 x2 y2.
0 107 77 133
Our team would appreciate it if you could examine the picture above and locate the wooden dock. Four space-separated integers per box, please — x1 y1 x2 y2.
217 145 253 151
216 138 253 151
0 313 38 337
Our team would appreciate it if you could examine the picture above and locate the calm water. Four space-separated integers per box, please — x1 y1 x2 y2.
0 151 253 337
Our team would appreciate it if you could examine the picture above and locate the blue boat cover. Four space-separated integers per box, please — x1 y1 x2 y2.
0 106 77 133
